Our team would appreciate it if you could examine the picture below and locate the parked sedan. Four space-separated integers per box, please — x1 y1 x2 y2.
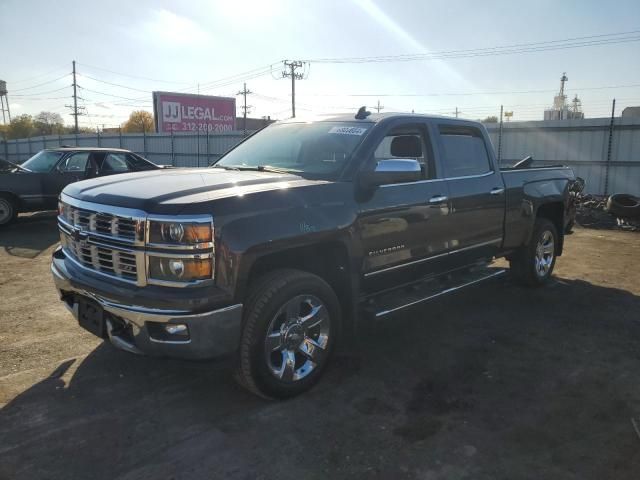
0 147 164 226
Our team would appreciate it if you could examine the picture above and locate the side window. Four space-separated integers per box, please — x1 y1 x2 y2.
373 125 434 179
102 153 131 173
126 154 154 170
438 126 492 178
59 152 89 173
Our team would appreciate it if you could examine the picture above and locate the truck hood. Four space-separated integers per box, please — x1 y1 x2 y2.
62 168 326 212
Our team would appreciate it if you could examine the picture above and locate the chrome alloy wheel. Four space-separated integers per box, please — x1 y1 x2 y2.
534 230 555 277
264 294 330 382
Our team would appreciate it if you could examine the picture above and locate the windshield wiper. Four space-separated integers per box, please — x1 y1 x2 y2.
2 160 30 173
213 165 299 174
255 165 298 174
211 165 241 171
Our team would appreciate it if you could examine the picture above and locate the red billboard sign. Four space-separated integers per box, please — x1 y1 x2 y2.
153 91 236 133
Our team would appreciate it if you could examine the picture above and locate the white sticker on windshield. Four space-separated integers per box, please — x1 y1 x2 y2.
328 126 367 136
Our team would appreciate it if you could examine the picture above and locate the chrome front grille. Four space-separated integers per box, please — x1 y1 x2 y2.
59 203 142 243
60 232 140 282
58 198 147 285
57 195 215 288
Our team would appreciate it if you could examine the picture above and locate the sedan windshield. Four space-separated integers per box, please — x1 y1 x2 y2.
21 150 65 172
214 122 371 178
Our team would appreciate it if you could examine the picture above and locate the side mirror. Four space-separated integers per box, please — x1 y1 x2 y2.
360 159 422 188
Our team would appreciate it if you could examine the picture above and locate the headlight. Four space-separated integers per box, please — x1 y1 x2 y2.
148 219 213 246
146 215 214 285
148 256 213 283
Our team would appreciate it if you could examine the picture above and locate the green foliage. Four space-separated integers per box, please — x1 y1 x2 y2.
6 114 35 139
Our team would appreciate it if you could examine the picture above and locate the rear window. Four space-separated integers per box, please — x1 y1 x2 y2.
438 127 491 178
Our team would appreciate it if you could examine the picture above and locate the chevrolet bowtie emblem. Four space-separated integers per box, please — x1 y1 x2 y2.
71 228 88 243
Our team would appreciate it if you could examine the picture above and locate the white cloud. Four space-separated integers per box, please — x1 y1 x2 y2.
94 102 113 110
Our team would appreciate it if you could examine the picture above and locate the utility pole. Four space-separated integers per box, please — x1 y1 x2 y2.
455 107 460 118
497 105 504 163
375 99 384 113
236 82 253 135
282 60 304 118
604 98 616 196
65 60 84 134
72 61 78 133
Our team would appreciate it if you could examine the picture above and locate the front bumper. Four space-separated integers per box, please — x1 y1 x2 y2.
51 247 243 360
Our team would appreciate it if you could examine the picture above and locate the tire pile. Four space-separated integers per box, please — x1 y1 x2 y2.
575 193 640 231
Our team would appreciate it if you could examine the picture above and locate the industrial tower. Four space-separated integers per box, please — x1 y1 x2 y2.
544 73 584 120
0 80 10 124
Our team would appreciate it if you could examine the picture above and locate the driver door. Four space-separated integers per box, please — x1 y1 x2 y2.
356 121 452 293
44 152 91 207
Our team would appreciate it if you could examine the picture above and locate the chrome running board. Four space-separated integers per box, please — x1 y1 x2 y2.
365 267 506 319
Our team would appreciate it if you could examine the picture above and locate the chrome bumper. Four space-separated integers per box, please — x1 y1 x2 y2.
51 253 243 360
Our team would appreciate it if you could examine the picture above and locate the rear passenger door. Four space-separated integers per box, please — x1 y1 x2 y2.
99 152 132 176
434 123 505 262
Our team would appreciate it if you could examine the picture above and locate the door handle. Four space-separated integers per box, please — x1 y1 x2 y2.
429 195 448 204
490 187 505 195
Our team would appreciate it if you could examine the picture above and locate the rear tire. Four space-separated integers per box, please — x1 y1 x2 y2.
0 195 17 227
235 269 341 399
510 218 558 286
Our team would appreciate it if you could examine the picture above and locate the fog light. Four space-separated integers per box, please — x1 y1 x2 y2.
168 259 185 278
164 324 188 336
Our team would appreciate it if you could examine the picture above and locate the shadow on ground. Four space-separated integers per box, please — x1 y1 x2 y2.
0 211 59 258
2 277 640 480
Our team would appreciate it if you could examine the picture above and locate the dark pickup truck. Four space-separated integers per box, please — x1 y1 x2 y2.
51 112 578 398
0 147 162 226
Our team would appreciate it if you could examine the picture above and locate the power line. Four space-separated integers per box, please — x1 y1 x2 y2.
302 82 640 98
76 62 193 85
10 73 71 92
304 30 640 64
78 86 148 102
78 74 153 93
6 65 69 86
11 86 71 97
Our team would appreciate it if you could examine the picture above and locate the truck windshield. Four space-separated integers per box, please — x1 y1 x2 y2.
21 150 65 172
214 122 371 177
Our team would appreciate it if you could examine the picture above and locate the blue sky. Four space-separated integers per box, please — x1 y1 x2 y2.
2 0 640 128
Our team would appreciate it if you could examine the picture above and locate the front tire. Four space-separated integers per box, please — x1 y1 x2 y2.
235 269 341 399
510 218 558 286
0 195 17 227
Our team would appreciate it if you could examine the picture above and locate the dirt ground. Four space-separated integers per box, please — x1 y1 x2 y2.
1 213 639 480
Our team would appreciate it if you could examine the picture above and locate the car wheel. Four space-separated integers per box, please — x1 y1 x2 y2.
235 269 340 399
0 195 17 226
510 218 558 286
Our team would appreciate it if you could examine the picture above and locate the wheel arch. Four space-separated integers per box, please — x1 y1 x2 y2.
0 191 22 222
240 241 356 339
535 201 565 255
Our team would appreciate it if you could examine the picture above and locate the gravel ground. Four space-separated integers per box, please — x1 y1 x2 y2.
1 213 639 480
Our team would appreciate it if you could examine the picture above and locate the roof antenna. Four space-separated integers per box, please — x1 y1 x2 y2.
355 106 371 120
